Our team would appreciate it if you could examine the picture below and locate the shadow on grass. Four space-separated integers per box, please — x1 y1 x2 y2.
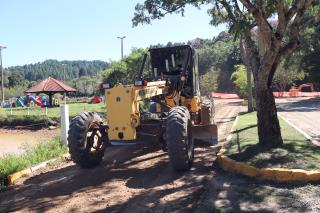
232 124 257 134
211 167 320 212
228 139 320 169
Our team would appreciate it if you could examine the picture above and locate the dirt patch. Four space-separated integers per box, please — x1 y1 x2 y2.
0 129 59 156
0 99 242 212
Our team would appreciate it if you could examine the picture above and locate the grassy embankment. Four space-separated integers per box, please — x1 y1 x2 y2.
0 103 105 127
225 112 320 170
0 137 67 189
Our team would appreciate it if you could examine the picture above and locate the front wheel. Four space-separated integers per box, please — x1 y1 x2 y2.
68 111 106 168
166 106 194 171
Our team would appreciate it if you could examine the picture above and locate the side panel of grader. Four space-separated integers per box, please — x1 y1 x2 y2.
105 81 166 141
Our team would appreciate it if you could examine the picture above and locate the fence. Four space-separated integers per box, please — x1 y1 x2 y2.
1 107 49 117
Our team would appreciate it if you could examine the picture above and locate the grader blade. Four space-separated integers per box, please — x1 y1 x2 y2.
192 124 218 146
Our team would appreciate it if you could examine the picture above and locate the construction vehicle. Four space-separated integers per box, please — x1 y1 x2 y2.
68 45 217 171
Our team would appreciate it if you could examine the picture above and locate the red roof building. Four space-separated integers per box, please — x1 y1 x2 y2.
25 77 76 93
25 77 77 106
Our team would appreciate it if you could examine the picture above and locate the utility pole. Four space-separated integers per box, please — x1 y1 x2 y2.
0 45 7 107
61 63 67 104
117 36 126 60
62 63 66 81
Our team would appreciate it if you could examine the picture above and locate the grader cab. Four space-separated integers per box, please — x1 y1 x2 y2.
68 45 217 171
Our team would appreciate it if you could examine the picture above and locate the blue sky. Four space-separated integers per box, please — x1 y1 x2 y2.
1 0 225 67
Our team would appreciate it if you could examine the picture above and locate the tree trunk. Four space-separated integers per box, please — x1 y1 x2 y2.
240 36 254 112
246 64 254 112
244 35 283 148
256 85 283 147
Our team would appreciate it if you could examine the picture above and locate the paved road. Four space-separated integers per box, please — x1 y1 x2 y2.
276 97 320 141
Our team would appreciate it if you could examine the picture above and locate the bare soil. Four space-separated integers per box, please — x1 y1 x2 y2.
1 99 319 212
0 129 59 156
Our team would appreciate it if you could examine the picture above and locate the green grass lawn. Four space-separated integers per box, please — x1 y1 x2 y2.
0 103 106 126
48 102 105 119
0 103 105 118
225 112 320 170
0 137 67 188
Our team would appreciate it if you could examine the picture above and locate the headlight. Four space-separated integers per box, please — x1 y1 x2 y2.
134 80 143 86
102 83 111 89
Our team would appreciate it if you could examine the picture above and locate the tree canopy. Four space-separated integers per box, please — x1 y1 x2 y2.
5 60 108 82
2 60 109 98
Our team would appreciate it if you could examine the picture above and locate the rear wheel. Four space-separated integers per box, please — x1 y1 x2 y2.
166 106 194 171
68 111 106 168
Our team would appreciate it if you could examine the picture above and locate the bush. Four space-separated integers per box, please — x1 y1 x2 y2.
200 69 219 96
231 65 253 98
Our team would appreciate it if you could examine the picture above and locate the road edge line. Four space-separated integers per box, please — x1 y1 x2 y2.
278 113 320 146
277 113 312 141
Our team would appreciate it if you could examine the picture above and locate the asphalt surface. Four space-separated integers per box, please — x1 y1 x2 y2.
276 97 320 141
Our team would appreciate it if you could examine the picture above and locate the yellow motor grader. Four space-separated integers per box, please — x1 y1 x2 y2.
68 45 217 171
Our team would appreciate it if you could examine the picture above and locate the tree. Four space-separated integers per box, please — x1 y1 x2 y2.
74 76 97 96
132 0 319 148
5 60 108 82
101 48 148 85
200 68 219 95
196 34 241 92
240 36 254 112
101 61 127 85
286 20 320 89
272 62 305 91
8 71 25 88
79 67 87 77
231 64 254 98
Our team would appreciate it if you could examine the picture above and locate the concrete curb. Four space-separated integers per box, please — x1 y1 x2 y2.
216 153 320 182
7 153 70 185
216 113 320 183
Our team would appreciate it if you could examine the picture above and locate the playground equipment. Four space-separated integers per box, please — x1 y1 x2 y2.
89 96 102 104
3 95 49 108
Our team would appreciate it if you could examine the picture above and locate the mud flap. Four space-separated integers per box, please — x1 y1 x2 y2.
192 124 218 146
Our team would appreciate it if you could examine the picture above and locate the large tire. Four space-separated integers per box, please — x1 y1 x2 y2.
166 106 194 171
68 111 106 168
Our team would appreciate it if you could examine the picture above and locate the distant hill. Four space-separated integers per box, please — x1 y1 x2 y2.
5 59 109 82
